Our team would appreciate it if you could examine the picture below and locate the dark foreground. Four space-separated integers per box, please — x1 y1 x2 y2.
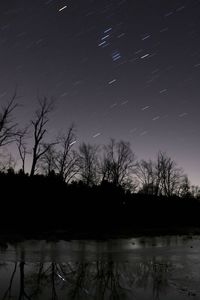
1 173 200 241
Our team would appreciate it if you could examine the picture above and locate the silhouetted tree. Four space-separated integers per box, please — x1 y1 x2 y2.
155 151 183 196
16 127 29 174
101 139 136 188
39 143 57 176
53 124 79 182
30 97 54 176
0 152 17 173
0 92 18 147
178 174 191 197
78 143 99 186
191 185 200 199
136 159 157 194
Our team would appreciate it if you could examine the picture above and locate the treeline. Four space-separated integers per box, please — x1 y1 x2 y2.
0 94 199 198
1 95 200 232
0 171 200 232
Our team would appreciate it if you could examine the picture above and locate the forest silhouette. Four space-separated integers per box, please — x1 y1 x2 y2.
0 94 200 236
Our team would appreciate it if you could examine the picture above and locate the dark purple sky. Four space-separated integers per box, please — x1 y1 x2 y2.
0 0 200 184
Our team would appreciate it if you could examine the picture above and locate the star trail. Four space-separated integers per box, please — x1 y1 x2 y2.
0 0 200 184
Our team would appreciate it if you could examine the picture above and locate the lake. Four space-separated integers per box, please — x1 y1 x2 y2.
0 235 200 299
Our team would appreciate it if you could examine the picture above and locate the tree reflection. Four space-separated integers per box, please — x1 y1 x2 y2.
2 262 17 300
135 258 171 299
1 258 172 300
19 262 31 300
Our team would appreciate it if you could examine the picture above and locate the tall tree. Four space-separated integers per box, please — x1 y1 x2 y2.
16 127 29 174
136 159 157 194
30 97 54 176
78 143 99 186
54 125 79 182
178 174 191 197
39 144 57 176
101 139 136 187
155 151 182 196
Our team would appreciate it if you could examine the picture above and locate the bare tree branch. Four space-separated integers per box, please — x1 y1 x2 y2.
100 139 136 188
0 92 19 147
30 97 54 176
16 127 30 174
155 151 183 196
78 143 100 186
54 124 79 182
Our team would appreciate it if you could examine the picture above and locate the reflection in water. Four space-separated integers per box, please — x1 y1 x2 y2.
0 236 200 299
1 259 173 300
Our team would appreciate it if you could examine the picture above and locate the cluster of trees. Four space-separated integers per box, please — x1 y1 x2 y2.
0 95 199 199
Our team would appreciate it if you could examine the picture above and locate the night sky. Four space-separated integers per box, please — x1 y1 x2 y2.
0 0 200 184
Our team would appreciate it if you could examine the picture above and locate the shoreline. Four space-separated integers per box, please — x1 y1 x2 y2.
0 226 200 243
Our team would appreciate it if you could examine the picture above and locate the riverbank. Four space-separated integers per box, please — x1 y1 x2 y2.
0 226 200 244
